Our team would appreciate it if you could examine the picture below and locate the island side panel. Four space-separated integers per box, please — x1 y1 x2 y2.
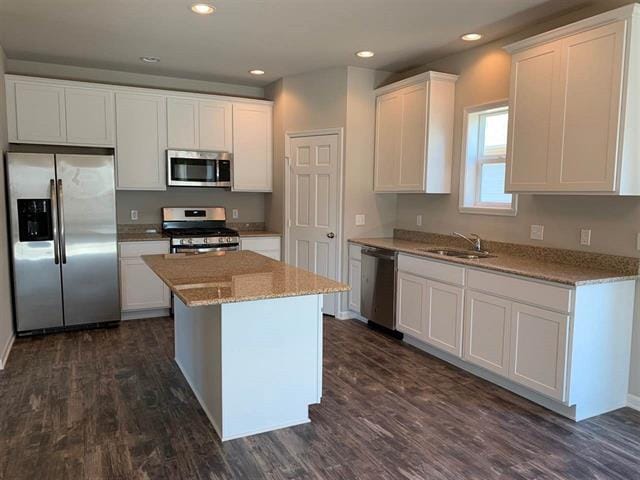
219 294 323 441
173 298 224 437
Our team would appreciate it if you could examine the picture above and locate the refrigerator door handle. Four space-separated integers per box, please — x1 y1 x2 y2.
57 179 67 264
50 179 60 265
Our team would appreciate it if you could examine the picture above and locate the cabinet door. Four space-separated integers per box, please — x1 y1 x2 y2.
398 83 427 191
120 258 171 311
556 21 625 192
396 271 427 338
199 99 232 151
232 103 273 192
167 97 199 149
509 303 569 401
506 40 563 191
348 259 361 313
115 93 167 190
14 82 66 143
424 280 463 357
463 291 512 377
374 91 402 191
65 87 115 146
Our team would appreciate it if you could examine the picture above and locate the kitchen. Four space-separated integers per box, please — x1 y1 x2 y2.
1 0 640 479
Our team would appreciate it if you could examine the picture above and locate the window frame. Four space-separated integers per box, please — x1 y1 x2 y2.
459 100 517 216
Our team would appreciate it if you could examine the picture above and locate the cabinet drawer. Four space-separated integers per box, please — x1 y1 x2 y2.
240 237 281 251
397 254 465 286
349 244 362 261
119 241 170 258
466 268 573 313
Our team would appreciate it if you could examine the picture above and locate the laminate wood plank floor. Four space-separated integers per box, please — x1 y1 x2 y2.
1 316 639 480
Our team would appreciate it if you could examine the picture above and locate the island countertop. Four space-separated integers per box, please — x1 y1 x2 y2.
143 250 349 307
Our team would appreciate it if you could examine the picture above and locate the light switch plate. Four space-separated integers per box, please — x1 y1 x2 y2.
355 214 365 226
232 209 239 219
530 224 544 241
416 214 423 227
580 229 592 246
130 209 138 221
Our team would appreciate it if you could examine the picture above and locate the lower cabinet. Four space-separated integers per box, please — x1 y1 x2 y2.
347 244 362 314
463 291 512 377
397 271 428 338
509 303 569 401
240 236 281 261
119 241 171 314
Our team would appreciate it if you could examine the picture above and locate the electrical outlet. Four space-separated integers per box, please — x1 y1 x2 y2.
416 214 423 227
130 209 138 221
355 214 365 226
232 209 239 219
580 229 592 246
530 224 544 241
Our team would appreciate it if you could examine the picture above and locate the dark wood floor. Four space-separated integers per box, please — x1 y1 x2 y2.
1 317 639 480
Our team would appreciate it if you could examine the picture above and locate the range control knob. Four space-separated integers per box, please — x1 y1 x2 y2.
182 238 192 245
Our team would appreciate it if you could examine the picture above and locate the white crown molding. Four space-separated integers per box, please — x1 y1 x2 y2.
374 71 458 95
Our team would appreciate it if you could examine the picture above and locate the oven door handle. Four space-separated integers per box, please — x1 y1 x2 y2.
173 245 239 254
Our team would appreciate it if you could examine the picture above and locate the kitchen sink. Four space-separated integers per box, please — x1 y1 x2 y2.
419 248 496 259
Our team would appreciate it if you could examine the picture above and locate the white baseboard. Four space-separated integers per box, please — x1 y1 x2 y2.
0 333 15 370
628 394 640 411
335 310 368 323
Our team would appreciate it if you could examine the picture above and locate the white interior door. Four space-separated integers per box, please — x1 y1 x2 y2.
288 134 340 315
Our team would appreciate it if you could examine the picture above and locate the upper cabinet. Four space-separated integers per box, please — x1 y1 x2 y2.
232 102 273 192
6 78 114 146
505 4 640 195
373 71 457 193
5 75 273 192
167 97 232 152
115 92 167 191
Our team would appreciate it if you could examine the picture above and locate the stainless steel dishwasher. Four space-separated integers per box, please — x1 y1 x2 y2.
361 248 397 333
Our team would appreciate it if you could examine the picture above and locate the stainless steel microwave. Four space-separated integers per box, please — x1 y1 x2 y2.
167 150 232 187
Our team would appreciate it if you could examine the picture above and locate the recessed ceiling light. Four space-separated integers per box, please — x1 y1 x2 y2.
356 50 375 58
461 33 483 42
249 69 265 76
140 56 160 64
191 3 215 15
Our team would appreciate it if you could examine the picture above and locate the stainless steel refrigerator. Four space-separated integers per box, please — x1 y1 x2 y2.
6 152 120 334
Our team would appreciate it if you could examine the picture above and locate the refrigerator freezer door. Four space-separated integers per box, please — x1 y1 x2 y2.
7 153 64 331
56 154 120 326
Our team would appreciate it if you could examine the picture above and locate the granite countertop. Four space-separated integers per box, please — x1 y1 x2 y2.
350 237 640 286
238 231 282 237
142 250 349 307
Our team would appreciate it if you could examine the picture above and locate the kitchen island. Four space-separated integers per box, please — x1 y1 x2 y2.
143 250 349 441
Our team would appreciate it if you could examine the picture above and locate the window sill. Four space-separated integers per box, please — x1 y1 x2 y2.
459 205 517 217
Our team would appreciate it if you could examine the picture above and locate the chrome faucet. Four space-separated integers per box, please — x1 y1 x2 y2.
453 232 483 252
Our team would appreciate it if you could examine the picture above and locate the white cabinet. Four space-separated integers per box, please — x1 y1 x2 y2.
6 79 115 146
505 6 640 194
64 87 114 146
115 92 167 190
347 244 362 314
167 97 232 151
463 291 512 377
232 102 273 192
240 236 281 261
397 271 428 338
509 303 569 401
373 71 457 193
396 256 464 357
119 241 171 313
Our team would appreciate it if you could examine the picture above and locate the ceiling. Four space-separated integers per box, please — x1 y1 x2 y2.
0 0 593 87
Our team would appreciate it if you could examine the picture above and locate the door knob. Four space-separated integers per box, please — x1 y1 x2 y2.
327 232 335 239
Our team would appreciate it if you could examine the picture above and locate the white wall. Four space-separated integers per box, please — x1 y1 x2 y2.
391 0 640 397
0 45 15 368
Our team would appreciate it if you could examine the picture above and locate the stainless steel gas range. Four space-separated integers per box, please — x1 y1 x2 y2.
162 207 240 254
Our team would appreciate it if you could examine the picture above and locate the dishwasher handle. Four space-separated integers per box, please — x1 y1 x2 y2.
362 249 395 261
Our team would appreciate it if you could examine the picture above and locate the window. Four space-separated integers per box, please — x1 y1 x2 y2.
459 101 517 216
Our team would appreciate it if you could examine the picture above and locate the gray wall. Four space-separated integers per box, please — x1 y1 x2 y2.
0 45 15 367
116 189 266 225
6 59 264 98
392 0 640 397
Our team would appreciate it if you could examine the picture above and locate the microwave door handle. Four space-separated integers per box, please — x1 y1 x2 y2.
50 179 60 264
